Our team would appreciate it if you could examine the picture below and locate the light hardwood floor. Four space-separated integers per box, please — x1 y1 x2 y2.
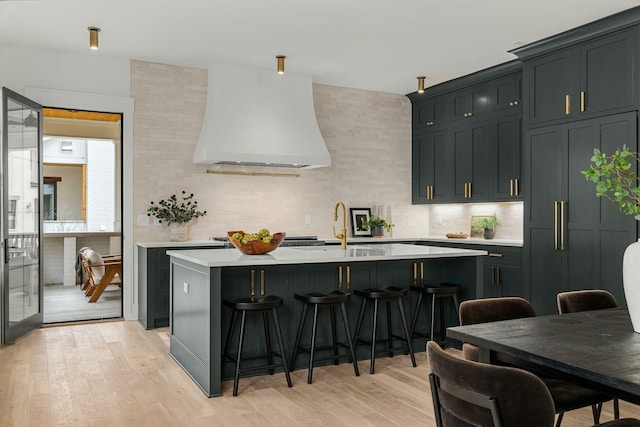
0 320 635 426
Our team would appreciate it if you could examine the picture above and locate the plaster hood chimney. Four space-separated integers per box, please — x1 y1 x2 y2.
193 63 331 169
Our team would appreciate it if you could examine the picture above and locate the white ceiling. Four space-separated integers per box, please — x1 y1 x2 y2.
1 0 639 94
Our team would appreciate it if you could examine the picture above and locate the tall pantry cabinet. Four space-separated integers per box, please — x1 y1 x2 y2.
514 12 640 314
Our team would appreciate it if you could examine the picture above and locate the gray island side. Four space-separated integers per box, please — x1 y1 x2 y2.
167 243 486 397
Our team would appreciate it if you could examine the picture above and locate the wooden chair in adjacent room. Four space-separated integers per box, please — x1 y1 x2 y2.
427 340 640 427
458 297 617 427
80 248 122 303
557 289 621 419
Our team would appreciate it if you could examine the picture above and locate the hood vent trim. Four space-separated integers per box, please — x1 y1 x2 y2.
193 63 331 169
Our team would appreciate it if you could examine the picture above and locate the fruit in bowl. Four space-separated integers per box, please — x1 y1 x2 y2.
228 229 286 255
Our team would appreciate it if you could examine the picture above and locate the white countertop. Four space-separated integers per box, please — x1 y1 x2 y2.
138 236 522 248
167 243 487 268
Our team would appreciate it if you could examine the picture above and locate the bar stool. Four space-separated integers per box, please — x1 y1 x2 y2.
409 282 461 345
221 295 293 396
352 286 417 374
289 290 360 384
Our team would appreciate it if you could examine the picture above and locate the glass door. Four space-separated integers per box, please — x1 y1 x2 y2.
1 87 43 344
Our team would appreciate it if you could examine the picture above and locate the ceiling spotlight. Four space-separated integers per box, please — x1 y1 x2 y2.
276 55 286 74
417 76 426 94
88 27 100 50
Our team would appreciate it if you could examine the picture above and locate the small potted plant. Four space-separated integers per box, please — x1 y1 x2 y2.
473 214 499 240
147 191 207 241
360 216 394 237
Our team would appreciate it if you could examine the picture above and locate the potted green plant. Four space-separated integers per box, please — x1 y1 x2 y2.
360 216 394 237
583 146 640 332
473 214 499 240
147 191 207 241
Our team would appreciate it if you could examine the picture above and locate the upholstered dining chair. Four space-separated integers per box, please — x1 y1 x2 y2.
458 297 616 427
557 289 620 419
427 341 640 427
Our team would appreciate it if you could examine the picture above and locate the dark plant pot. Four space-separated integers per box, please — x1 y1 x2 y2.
483 228 495 240
371 226 384 237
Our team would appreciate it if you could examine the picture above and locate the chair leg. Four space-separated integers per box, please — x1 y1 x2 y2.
263 311 274 375
339 301 359 377
308 304 319 384
409 291 424 338
370 299 379 374
353 297 367 348
592 403 601 424
614 398 620 419
555 412 564 427
430 294 437 341
290 303 309 372
397 296 417 367
233 311 247 396
330 306 339 365
386 301 393 357
271 308 292 388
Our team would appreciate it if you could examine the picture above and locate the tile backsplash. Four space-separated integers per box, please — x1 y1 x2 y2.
428 202 523 240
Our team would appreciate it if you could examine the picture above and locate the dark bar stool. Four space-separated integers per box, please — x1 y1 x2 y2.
409 282 461 345
352 286 417 374
289 290 360 384
221 295 293 396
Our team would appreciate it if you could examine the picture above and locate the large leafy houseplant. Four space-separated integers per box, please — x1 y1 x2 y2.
582 146 640 219
147 191 207 225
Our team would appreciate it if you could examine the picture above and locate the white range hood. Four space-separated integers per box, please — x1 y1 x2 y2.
193 63 331 169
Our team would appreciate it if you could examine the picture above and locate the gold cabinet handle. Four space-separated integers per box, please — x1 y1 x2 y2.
488 253 503 258
420 262 424 284
413 262 418 284
338 265 343 289
346 265 351 289
491 266 496 284
510 179 514 197
430 185 434 199
580 91 585 112
496 267 501 285
468 112 473 117
560 200 566 251
250 269 256 296
464 182 468 198
515 178 519 196
260 269 265 295
554 201 559 251
565 95 571 115
468 182 472 198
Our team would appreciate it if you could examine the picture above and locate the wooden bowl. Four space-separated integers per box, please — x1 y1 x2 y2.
227 231 286 255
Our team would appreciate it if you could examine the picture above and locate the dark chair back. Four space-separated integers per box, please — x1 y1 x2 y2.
557 289 618 314
427 341 555 427
458 297 535 361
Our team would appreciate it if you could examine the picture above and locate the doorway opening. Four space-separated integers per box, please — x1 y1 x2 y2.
41 108 123 324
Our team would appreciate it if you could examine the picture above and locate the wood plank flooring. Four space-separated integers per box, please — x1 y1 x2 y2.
0 320 636 426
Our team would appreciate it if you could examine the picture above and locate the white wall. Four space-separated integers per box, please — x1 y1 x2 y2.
86 139 116 231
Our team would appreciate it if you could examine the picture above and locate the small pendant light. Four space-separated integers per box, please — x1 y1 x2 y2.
276 55 286 74
417 76 425 94
88 27 100 50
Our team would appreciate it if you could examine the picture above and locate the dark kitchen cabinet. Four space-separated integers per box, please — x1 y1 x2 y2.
524 112 638 315
482 247 524 299
490 114 522 200
414 95 449 130
452 83 490 121
525 28 637 127
412 129 453 203
492 73 523 113
452 122 489 201
138 244 221 329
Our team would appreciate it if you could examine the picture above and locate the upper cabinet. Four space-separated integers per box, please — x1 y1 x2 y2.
524 28 638 127
451 83 490 121
492 73 523 113
414 96 449 130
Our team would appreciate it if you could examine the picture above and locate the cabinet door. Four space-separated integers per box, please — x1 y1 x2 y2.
415 96 449 129
452 84 490 121
493 73 523 112
492 114 522 200
453 122 489 201
526 49 576 126
580 29 636 116
524 125 564 315
412 129 453 203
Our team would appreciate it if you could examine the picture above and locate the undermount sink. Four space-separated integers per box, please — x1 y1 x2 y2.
291 245 387 256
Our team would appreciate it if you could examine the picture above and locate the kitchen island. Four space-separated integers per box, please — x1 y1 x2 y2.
167 243 486 396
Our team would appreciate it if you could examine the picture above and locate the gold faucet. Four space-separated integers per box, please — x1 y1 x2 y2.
333 201 347 249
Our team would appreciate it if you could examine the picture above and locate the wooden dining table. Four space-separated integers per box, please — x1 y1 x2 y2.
447 307 640 405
